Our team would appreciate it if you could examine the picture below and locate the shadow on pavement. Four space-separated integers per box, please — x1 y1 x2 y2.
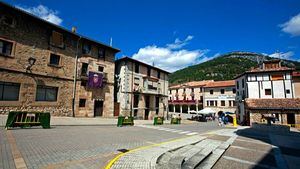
223 127 300 169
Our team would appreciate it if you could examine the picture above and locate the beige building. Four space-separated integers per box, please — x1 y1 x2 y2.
115 57 170 120
203 80 236 114
0 2 119 117
293 71 300 98
168 80 213 115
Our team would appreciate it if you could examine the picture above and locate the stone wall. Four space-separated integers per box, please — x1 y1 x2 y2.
0 70 73 116
0 4 118 117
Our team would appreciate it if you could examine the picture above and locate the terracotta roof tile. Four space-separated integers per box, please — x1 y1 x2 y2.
245 98 300 110
246 67 293 73
204 80 235 88
293 71 300 77
169 80 213 89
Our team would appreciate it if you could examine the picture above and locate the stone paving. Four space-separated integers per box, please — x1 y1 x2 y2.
0 129 15 169
0 123 221 169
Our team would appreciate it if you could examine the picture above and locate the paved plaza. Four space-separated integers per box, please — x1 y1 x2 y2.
0 122 221 169
1 121 300 169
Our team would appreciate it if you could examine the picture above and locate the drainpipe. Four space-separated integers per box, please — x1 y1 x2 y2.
72 36 82 117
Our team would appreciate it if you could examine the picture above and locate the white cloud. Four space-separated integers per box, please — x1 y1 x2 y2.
132 35 215 72
280 13 300 36
16 5 63 25
166 35 193 49
268 51 294 59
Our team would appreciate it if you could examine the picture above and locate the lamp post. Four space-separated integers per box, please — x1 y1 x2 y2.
26 57 36 72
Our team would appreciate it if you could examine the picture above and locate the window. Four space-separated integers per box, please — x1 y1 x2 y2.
232 88 236 94
147 67 151 76
271 74 284 80
200 96 203 101
221 89 225 94
233 101 236 106
236 81 239 89
1 15 15 26
229 101 232 107
191 88 194 92
98 66 104 72
242 79 245 88
51 31 64 47
0 39 13 56
210 90 213 95
81 63 88 76
286 89 290 94
169 90 171 94
49 53 60 66
81 80 87 87
98 48 105 58
0 82 20 101
221 100 225 106
36 85 58 101
265 89 272 95
183 88 186 92
157 71 160 79
82 43 91 54
200 87 203 92
135 62 139 73
215 101 218 106
176 89 178 93
209 101 214 106
79 99 86 107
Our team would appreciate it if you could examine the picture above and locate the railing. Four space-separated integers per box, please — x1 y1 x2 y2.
169 100 198 104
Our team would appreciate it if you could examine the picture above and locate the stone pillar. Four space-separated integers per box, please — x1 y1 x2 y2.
196 104 199 112
188 105 190 114
180 105 182 114
173 105 175 113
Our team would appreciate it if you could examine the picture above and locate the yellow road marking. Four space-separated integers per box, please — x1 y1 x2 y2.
103 128 224 169
103 136 193 169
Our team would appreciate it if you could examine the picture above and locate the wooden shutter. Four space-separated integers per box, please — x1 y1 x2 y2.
51 31 63 47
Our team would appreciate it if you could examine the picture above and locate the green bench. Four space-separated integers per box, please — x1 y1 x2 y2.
154 117 164 125
5 111 51 129
117 116 134 127
171 117 181 124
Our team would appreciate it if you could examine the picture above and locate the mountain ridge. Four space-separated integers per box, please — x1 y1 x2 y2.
169 51 300 85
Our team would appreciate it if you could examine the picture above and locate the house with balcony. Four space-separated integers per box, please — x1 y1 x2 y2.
203 80 236 114
0 2 120 117
168 80 213 116
115 57 170 120
235 60 300 126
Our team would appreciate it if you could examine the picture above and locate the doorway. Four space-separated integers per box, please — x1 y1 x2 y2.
94 100 103 117
287 113 295 125
145 96 150 120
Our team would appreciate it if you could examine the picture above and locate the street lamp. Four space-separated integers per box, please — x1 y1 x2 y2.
26 57 36 72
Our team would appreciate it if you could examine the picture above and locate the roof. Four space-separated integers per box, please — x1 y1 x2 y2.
293 71 300 77
245 98 300 110
204 80 235 88
115 57 170 74
169 80 213 89
0 1 120 52
235 66 294 79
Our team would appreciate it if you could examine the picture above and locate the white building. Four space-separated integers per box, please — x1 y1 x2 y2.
235 60 300 125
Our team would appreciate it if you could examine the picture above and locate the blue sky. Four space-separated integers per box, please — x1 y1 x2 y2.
3 0 300 72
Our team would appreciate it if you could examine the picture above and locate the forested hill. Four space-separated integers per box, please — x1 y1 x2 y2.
169 52 300 85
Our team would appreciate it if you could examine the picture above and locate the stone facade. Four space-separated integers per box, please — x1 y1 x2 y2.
0 2 119 117
115 57 169 120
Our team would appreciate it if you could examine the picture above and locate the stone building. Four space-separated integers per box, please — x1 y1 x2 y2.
168 80 213 115
203 80 236 114
0 2 120 117
293 71 300 98
235 60 300 125
115 57 169 120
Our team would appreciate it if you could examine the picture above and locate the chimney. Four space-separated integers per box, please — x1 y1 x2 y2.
72 27 77 33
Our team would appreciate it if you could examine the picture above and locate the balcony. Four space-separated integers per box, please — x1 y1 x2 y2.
80 71 108 82
168 99 198 104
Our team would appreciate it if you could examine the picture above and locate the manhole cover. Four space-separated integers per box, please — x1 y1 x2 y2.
117 149 129 153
